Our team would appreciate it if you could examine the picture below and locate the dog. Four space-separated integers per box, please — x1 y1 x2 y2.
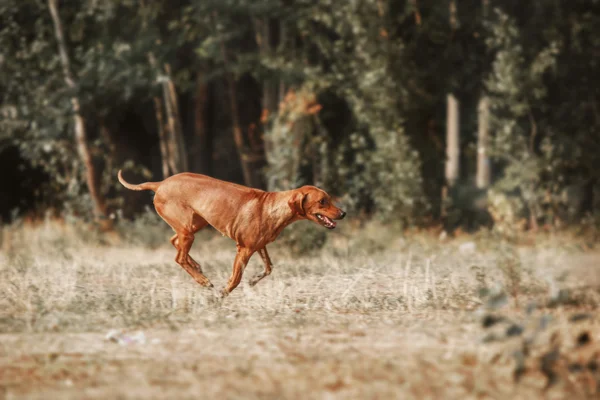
118 171 346 296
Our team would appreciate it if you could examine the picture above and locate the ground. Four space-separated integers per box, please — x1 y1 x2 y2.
0 220 599 399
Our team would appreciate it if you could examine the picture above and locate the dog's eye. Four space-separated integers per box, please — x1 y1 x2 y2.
319 198 327 206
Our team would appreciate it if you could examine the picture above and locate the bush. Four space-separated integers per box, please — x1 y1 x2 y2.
277 221 328 257
115 207 171 249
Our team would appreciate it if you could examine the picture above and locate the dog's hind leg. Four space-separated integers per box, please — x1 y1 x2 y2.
248 247 273 287
155 201 213 287
173 232 213 287
169 214 207 272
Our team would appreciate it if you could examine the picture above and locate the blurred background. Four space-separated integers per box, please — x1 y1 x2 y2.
1 0 599 236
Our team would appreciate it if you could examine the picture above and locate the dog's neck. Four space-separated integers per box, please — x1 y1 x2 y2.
263 190 302 235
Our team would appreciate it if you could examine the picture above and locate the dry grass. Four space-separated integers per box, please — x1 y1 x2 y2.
0 219 599 399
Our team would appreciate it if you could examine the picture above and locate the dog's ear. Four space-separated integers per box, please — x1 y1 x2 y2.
288 191 307 216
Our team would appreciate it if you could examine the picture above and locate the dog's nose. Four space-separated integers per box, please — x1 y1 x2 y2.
339 210 346 219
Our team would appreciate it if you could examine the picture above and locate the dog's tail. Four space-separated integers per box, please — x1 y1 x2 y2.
118 170 161 192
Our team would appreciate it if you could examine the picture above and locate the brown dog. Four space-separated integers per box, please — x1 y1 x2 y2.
117 171 346 296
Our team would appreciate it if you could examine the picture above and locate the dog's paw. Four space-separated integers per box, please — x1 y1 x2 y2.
248 273 264 287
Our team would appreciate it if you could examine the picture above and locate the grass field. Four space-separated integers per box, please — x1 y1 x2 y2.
1 219 599 399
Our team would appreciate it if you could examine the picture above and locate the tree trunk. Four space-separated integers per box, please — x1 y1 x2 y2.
263 20 279 115
163 64 188 174
442 0 460 221
445 94 460 187
153 96 170 179
277 22 288 105
253 18 279 116
477 0 491 189
253 18 277 168
143 5 187 177
217 25 256 187
48 0 111 229
164 64 188 172
476 96 491 188
148 53 188 176
99 119 117 196
193 70 212 175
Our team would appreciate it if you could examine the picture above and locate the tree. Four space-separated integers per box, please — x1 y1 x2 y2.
48 0 110 228
443 0 461 220
192 69 212 175
476 96 491 188
151 58 189 178
483 2 600 227
476 0 492 190
217 24 256 188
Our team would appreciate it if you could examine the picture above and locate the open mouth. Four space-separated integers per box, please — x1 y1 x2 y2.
315 214 336 229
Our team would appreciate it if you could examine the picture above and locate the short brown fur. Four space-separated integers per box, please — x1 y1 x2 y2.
118 171 346 296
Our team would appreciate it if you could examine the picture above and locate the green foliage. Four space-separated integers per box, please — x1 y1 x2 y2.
365 130 425 221
486 4 600 226
2 0 600 229
0 0 198 214
277 221 328 257
264 88 329 191
263 0 428 220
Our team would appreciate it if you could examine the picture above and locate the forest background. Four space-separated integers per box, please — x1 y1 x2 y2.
2 0 599 237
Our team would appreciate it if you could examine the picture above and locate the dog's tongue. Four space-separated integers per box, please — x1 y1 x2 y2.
323 215 336 228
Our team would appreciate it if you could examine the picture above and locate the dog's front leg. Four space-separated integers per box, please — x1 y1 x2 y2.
221 247 254 297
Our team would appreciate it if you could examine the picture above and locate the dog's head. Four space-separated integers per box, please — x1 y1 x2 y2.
288 186 346 229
